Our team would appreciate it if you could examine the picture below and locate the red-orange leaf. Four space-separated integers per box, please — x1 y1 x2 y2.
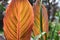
3 0 34 40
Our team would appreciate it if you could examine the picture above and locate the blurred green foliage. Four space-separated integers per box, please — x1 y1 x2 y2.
0 2 5 32
0 4 5 11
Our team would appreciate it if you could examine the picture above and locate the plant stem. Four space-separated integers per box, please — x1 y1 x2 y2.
40 0 44 40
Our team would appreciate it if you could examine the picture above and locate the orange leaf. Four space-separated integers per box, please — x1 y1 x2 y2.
32 0 48 36
3 0 34 40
